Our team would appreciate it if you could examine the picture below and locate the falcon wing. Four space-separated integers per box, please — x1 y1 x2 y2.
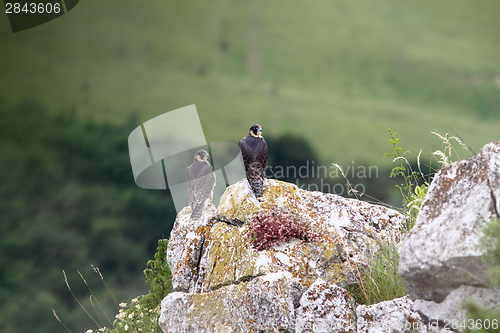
187 164 196 207
257 138 268 178
239 137 252 174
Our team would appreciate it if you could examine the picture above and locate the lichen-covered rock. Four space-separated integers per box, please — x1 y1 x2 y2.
212 179 405 288
193 222 277 292
194 222 356 293
159 272 304 333
218 180 405 249
159 273 357 333
161 179 406 332
296 278 356 333
413 285 500 328
399 141 500 302
356 296 452 333
167 204 216 292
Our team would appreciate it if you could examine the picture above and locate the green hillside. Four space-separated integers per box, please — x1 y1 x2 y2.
1 1 500 332
1 0 499 167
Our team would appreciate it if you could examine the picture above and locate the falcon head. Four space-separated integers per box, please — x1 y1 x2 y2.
194 150 210 162
249 124 263 138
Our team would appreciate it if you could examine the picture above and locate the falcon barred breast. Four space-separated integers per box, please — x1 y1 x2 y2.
239 124 268 200
187 150 216 220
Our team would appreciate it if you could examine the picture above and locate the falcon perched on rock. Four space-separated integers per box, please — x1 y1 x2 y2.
239 124 268 200
187 150 216 220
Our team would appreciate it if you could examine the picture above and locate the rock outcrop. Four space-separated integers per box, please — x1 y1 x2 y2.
160 179 405 333
398 141 500 302
159 141 500 333
398 141 500 327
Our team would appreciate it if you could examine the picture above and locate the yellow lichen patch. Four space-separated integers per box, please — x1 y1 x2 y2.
203 223 241 290
217 182 260 221
233 227 266 282
260 180 303 213
190 287 239 330
202 223 276 291
217 180 308 221
262 180 298 202
188 275 296 332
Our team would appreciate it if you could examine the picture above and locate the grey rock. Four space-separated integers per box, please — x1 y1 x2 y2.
159 274 357 333
413 285 500 329
296 278 356 333
357 296 453 333
159 273 304 333
399 141 500 302
166 204 216 292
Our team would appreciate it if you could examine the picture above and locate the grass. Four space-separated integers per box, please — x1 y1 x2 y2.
346 241 406 305
54 240 172 333
1 0 500 168
346 129 471 305
384 129 430 230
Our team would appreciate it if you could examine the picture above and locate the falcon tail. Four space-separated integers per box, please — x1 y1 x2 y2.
247 167 265 199
250 179 264 199
190 201 207 221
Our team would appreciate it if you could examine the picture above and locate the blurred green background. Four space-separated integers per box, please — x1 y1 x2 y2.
1 1 499 332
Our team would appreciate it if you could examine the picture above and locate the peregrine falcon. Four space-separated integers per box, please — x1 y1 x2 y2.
187 150 216 220
239 124 268 200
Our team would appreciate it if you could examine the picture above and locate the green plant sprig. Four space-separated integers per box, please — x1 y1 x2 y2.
384 129 429 230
